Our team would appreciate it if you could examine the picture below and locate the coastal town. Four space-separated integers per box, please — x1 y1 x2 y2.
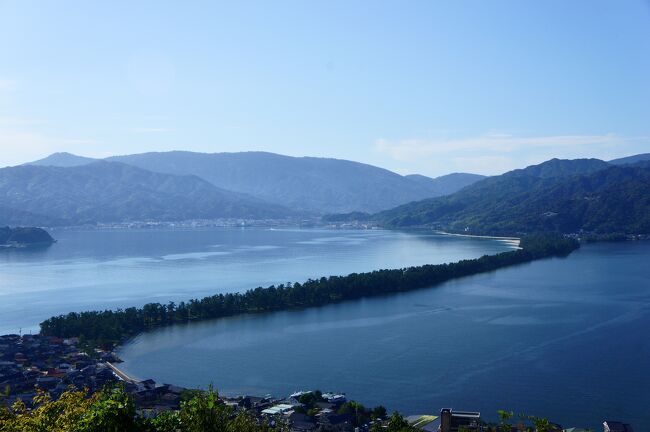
0 334 634 432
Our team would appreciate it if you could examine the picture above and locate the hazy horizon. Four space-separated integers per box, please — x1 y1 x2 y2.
5 148 647 179
1 1 649 176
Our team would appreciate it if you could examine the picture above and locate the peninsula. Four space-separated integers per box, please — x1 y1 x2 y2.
0 227 55 248
39 235 578 348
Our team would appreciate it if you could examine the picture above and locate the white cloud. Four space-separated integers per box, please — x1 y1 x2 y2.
374 132 648 176
375 133 628 160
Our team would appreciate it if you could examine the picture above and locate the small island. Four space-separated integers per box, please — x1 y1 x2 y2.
0 226 55 248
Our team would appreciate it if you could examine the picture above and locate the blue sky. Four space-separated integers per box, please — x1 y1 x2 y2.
0 0 648 176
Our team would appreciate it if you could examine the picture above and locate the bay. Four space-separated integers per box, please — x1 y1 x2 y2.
4 227 647 429
0 228 509 334
117 241 650 430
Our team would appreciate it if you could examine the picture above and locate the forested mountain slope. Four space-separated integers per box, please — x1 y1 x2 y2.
106 151 483 213
377 159 650 235
0 161 293 226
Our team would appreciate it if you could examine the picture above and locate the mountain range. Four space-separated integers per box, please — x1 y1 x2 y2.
105 152 486 214
0 161 293 226
20 151 484 218
8 150 650 232
608 153 650 166
376 158 650 235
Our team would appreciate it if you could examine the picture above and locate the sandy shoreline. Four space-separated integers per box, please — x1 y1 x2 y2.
434 231 521 247
106 361 141 384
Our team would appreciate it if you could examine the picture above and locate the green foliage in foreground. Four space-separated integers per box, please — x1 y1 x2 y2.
0 386 274 432
480 409 571 432
40 236 579 347
0 386 569 432
0 386 421 432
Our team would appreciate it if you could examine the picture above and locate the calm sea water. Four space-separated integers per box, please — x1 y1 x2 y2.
0 228 510 335
116 240 650 430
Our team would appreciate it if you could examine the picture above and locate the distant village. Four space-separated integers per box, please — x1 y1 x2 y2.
0 334 635 432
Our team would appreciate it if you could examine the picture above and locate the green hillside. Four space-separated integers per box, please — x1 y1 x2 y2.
0 226 55 246
377 159 650 235
0 161 294 226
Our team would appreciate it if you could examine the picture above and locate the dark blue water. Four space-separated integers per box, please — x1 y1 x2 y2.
117 241 650 430
0 228 511 334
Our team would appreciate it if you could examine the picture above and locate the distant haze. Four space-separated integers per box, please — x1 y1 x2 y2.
0 2 649 175
8 150 650 230
22 151 485 217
